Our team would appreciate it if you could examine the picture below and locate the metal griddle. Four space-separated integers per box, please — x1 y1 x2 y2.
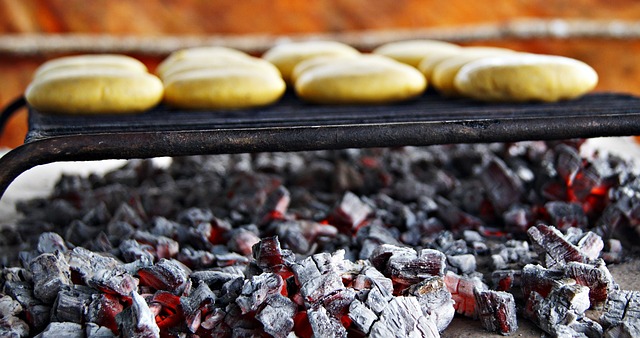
2 91 640 201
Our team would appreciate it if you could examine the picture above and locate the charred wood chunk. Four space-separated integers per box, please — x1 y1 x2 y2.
180 281 216 333
527 224 590 268
479 157 525 214
600 290 640 331
435 196 484 232
307 305 347 338
137 259 190 295
491 270 522 296
236 272 284 314
474 289 518 335
29 252 71 304
275 220 338 255
521 264 564 300
352 266 394 295
87 293 123 335
86 268 139 298
447 254 476 275
601 239 624 264
36 232 68 254
51 285 96 323
255 294 297 338
369 296 439 338
544 201 589 231
564 260 617 306
119 239 155 264
252 236 295 274
226 228 261 257
116 291 160 338
0 314 30 338
291 254 344 304
327 191 372 234
348 299 377 335
34 322 84 338
0 294 23 317
370 245 445 290
132 231 179 260
406 276 455 332
444 271 486 318
255 185 291 226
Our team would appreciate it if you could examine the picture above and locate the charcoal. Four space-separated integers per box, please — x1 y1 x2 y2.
545 201 589 231
51 286 96 323
435 196 484 232
527 224 590 268
275 220 338 255
327 191 372 233
119 239 155 263
252 236 295 274
29 252 71 304
604 321 640 338
405 276 455 332
255 294 296 338
600 290 640 329
356 221 403 260
521 264 564 300
0 314 30 338
116 291 160 338
490 239 534 270
444 271 486 318
86 293 123 334
352 266 394 294
137 259 190 295
291 253 344 304
86 267 139 297
236 272 284 314
226 228 261 257
601 239 623 263
370 245 445 290
85 323 116 338
63 220 102 247
502 204 534 233
564 260 617 306
36 232 68 254
34 322 84 338
474 289 518 335
369 296 439 338
479 157 525 214
307 305 347 338
255 185 291 226
491 270 521 294
348 299 377 335
132 231 179 260
447 254 476 275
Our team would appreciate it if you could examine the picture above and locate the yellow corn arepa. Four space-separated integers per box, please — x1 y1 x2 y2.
160 56 282 82
372 39 461 68
33 54 148 79
26 68 164 114
262 40 360 84
294 55 426 104
454 53 599 102
430 47 515 97
290 54 360 84
156 46 252 78
163 68 286 109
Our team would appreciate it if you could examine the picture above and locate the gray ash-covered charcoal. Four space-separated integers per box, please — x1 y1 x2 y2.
527 224 591 268
406 276 455 332
85 323 116 338
369 296 439 338
255 294 296 338
0 294 29 338
600 289 640 337
544 201 589 231
236 272 284 314
36 232 68 254
29 252 71 304
50 286 96 323
307 305 347 338
116 291 160 338
180 281 216 333
137 259 190 295
474 289 518 335
34 322 84 338
564 260 617 306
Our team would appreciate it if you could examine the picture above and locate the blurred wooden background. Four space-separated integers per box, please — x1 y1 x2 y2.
2 0 640 148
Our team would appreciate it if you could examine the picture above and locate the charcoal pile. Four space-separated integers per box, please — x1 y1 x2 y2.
1 140 640 337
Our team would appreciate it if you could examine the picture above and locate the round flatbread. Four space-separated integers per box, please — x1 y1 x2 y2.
26 69 163 114
430 47 515 97
163 68 286 109
262 40 360 83
294 55 427 104
160 56 282 82
454 54 598 102
372 39 460 68
156 46 251 78
33 54 148 79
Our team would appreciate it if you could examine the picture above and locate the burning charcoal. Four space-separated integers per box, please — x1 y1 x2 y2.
86 268 139 298
307 305 347 338
275 220 338 255
348 299 377 335
356 221 403 260
370 245 445 291
327 191 372 234
63 220 102 247
226 228 261 257
474 289 518 335
87 293 123 334
29 252 71 304
526 281 595 337
352 266 394 294
236 273 285 314
255 294 296 338
85 323 116 338
544 201 589 231
521 264 564 300
527 224 590 268
502 204 534 234
119 239 155 263
604 322 640 338
255 185 291 226
575 231 605 261
447 254 476 275
444 271 486 318
132 231 179 260
116 291 160 338
431 230 469 256
147 291 183 333
491 270 522 294
34 322 84 338
369 296 439 338
36 232 68 254
600 290 640 332
564 260 617 305
176 247 216 269
479 157 525 214
406 276 455 332
490 240 534 270
137 259 190 295
106 221 135 245
252 236 295 274
199 307 229 333
51 286 96 323
435 196 484 232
